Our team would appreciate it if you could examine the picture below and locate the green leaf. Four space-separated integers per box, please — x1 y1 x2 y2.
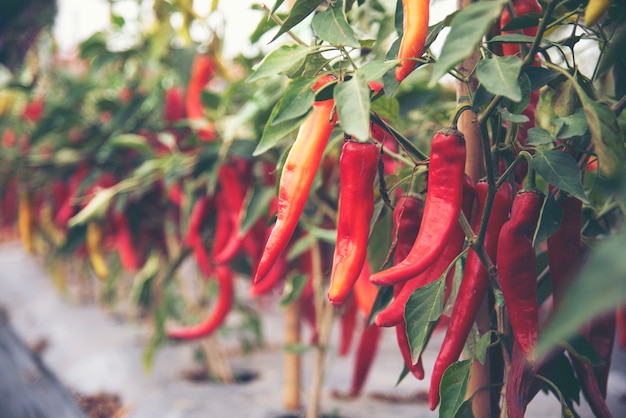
68 187 116 226
334 76 370 141
527 127 555 145
555 108 588 139
305 224 337 243
429 0 507 86
248 45 316 82
109 133 153 155
240 187 276 236
577 86 624 179
311 0 359 47
396 364 410 386
358 59 399 82
280 274 309 306
368 285 394 325
254 103 310 156
500 13 542 31
497 107 529 123
535 191 562 244
531 149 588 203
282 343 313 354
489 33 537 45
535 226 626 358
541 352 581 408
405 276 445 363
270 0 286 16
475 331 494 366
272 77 317 124
524 66 560 91
476 56 523 102
439 359 472 418
271 0 324 42
454 399 475 418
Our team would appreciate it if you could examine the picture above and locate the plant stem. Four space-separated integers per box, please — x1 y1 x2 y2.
262 4 308 46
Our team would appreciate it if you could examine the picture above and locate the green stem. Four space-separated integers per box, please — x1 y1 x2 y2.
450 104 473 129
370 113 429 161
521 0 558 69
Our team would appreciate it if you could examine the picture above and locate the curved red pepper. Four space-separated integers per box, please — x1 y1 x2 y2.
375 175 474 327
185 195 213 249
328 141 379 306
396 320 425 380
113 211 143 272
497 190 544 357
429 181 513 410
186 54 217 141
254 76 337 283
349 320 382 397
167 265 234 340
212 162 250 264
370 128 466 286
385 195 424 323
547 195 582 308
339 295 358 357
249 250 288 297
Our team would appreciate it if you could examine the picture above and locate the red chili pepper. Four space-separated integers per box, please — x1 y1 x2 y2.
349 319 382 397
396 320 425 379
497 190 544 357
56 163 90 227
352 261 379 316
429 181 513 410
254 76 337 284
547 195 582 308
506 340 536 418
21 97 45 123
212 163 250 264
113 211 143 272
370 128 466 286
384 195 424 322
167 265 234 340
339 295 358 357
164 86 186 124
249 250 288 297
572 311 615 418
376 176 474 328
186 54 217 141
396 0 430 82
185 195 213 249
327 140 379 306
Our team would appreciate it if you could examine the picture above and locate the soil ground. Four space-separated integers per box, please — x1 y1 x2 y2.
1 241 625 417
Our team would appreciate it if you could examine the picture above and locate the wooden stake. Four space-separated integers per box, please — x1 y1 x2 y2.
456 0 491 415
284 300 302 412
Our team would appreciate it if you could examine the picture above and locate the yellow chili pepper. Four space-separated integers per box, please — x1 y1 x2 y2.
86 221 110 280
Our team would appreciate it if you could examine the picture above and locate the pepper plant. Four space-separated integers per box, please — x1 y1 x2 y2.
1 0 626 417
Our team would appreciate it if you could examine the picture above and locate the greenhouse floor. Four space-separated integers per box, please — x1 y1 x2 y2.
1 241 625 418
